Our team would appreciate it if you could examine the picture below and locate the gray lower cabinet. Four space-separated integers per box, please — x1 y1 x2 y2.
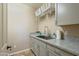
31 37 39 55
31 37 47 56
30 37 75 56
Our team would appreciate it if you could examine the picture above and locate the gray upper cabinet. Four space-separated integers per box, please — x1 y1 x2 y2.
56 3 79 25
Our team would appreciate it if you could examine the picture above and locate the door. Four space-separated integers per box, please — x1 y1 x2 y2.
0 4 3 48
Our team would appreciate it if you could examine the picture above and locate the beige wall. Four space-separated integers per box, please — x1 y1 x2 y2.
7 3 37 52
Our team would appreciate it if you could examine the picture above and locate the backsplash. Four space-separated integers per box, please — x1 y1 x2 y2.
38 12 58 34
62 25 79 40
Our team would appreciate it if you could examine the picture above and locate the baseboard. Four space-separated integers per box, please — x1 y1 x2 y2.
9 48 31 55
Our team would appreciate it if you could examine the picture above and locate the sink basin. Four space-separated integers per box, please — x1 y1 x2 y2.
36 35 53 40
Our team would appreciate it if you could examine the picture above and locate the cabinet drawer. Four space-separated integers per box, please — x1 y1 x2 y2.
47 45 55 52
55 48 74 56
47 45 74 56
47 49 59 56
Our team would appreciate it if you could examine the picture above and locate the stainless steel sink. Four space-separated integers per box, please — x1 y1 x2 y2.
36 35 53 40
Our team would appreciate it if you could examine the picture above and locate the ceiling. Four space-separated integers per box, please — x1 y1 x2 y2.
26 3 43 10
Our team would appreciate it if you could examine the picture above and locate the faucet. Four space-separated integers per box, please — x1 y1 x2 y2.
44 26 50 37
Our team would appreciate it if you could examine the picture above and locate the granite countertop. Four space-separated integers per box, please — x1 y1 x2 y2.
30 35 79 56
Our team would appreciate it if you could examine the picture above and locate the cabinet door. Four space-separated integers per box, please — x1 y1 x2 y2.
31 38 47 56
31 38 37 55
31 38 35 52
31 38 39 56
39 41 47 56
56 3 79 25
39 46 47 56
